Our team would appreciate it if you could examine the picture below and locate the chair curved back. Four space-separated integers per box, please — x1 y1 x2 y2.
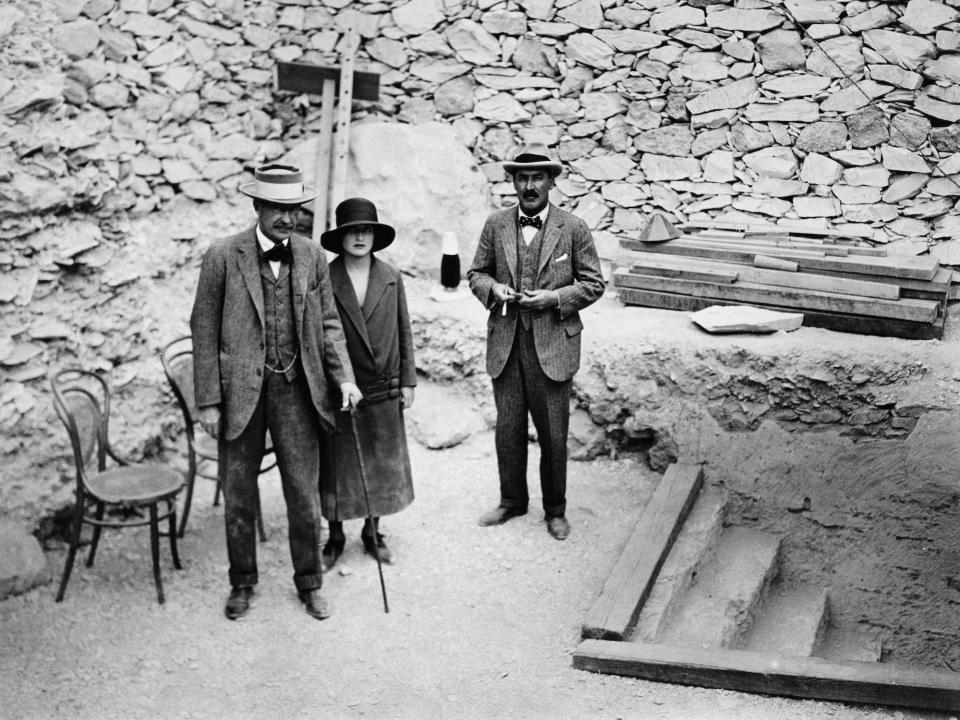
161 335 198 427
50 369 111 490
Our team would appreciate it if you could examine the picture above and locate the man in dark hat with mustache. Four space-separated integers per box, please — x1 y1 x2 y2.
190 164 362 621
467 143 605 541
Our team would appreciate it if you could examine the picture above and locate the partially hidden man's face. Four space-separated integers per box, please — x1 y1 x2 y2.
255 200 301 243
513 168 555 216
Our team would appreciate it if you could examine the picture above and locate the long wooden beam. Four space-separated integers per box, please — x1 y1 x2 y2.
573 640 960 712
621 239 940 280
613 271 937 322
582 463 703 641
680 218 876 240
616 288 945 340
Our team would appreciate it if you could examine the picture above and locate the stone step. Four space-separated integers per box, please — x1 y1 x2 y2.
658 526 782 650
742 581 830 657
817 623 883 663
630 488 727 643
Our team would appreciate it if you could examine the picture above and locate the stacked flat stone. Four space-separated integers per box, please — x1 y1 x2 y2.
3 0 960 251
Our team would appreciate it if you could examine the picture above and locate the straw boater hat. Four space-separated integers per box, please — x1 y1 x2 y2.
320 197 396 254
238 164 316 205
502 142 563 178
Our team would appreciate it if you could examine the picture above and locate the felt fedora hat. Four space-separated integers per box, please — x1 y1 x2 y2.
238 164 316 204
320 197 396 253
502 142 563 177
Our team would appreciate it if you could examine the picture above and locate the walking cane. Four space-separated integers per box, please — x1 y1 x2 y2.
346 407 389 614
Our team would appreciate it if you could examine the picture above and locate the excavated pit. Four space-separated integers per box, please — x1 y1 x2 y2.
412 288 960 676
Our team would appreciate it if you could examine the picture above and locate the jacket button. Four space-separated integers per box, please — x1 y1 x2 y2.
256 369 262 377
259 343 264 350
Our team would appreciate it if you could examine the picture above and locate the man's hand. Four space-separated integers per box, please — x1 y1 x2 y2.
401 386 415 410
197 405 221 439
518 289 560 311
492 283 521 304
341 382 363 410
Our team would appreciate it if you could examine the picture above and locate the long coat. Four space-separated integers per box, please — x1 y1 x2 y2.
320 255 416 520
190 226 355 440
467 203 606 382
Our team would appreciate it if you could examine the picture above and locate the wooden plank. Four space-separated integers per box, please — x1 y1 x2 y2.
582 463 704 641
573 639 960 712
689 231 887 257
621 239 940 280
754 254 798 271
617 289 945 340
613 271 938 322
681 218 876 240
311 78 336 243
736 266 900 300
329 27 358 228
627 257 739 284
275 61 379 101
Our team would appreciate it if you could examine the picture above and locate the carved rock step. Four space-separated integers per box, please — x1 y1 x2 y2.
657 526 781 650
630 487 727 643
742 581 830 656
817 623 883 663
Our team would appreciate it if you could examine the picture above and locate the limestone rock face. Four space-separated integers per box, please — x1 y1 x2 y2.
286 122 492 276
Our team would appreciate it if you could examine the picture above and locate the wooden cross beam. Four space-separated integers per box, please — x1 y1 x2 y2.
274 34 380 243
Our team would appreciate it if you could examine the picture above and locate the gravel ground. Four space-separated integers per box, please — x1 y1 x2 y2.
1 380 953 720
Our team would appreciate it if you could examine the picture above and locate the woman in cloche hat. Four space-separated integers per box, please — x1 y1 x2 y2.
318 198 416 567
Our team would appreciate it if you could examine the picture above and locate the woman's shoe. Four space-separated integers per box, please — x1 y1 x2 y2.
322 536 345 570
361 531 393 564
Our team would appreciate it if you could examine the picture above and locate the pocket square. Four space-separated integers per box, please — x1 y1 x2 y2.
554 253 569 263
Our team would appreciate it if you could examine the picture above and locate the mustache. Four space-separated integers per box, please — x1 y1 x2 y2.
522 191 539 198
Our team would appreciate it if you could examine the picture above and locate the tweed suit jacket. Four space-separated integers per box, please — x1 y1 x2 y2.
190 225 356 440
467 203 605 382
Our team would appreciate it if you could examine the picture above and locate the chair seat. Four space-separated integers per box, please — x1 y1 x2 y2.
87 465 184 504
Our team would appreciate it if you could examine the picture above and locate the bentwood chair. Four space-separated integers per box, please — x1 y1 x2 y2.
51 368 184 604
160 335 275 540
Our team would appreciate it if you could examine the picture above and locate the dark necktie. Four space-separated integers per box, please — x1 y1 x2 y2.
519 214 542 229
263 241 291 264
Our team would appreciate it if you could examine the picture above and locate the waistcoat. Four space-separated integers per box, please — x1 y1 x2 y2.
516 223 544 331
260 259 299 382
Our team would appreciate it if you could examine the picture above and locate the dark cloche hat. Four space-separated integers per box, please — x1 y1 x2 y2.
320 197 396 254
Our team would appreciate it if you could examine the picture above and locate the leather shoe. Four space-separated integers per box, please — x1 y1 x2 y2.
546 516 570 541
299 589 330 621
361 532 393 564
224 586 253 620
322 536 345 570
477 505 527 527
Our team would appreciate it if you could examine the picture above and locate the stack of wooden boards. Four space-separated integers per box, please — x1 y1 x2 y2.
614 220 952 340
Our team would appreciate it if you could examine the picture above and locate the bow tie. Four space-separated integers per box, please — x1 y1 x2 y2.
263 242 291 264
519 214 542 229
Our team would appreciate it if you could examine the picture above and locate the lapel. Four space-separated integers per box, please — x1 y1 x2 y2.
537 204 562 279
498 209 519 289
236 226 265 330
289 233 311 340
330 257 375 359
362 257 393 324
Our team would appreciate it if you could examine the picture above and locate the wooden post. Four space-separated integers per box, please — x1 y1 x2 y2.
312 79 336 244
329 27 358 229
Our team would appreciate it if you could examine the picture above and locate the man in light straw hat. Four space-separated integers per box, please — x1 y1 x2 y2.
468 143 605 541
191 164 362 621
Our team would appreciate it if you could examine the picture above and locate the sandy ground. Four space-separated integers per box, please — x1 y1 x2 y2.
1 378 954 720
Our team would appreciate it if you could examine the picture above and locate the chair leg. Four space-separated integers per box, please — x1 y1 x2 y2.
255 484 267 543
86 501 105 567
56 509 83 603
177 474 196 538
167 501 182 570
149 504 164 604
